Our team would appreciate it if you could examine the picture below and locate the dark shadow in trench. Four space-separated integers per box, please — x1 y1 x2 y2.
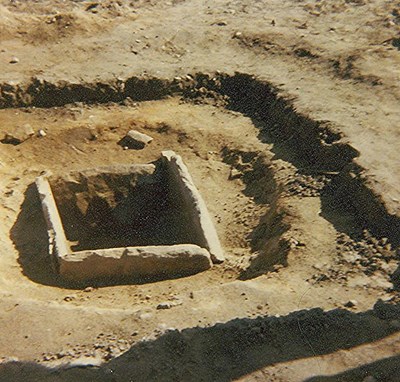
10 183 66 288
304 354 400 382
0 301 399 382
218 73 399 287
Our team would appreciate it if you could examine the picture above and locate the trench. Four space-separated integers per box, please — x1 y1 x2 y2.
2 72 398 245
2 72 399 287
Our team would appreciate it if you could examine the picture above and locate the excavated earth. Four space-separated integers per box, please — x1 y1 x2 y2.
0 1 399 381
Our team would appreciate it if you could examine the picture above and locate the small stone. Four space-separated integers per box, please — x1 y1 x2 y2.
83 287 94 292
234 31 242 38
37 129 47 137
119 130 153 150
9 56 19 64
139 312 153 320
122 97 136 106
229 168 241 180
344 300 358 308
379 237 388 246
157 302 173 310
63 295 76 302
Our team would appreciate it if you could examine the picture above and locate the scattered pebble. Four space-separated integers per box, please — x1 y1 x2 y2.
344 300 358 308
63 295 76 302
9 56 19 64
157 302 173 310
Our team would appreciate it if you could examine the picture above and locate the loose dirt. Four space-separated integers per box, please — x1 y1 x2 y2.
0 1 399 381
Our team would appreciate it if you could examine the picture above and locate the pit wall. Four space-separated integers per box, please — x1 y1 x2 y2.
48 164 158 247
4 72 399 244
221 147 290 278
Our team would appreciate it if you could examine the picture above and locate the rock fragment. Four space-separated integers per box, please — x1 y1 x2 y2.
229 167 241 180
119 130 153 149
157 302 173 310
344 300 358 308
2 124 35 145
9 56 19 64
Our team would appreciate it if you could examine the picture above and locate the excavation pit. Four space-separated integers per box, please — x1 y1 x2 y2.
35 151 223 283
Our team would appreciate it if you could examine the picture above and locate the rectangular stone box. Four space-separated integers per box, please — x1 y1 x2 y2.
35 151 223 283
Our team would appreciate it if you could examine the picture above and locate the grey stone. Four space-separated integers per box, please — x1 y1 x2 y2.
59 244 212 282
37 129 47 137
120 130 153 149
162 150 224 263
157 302 173 310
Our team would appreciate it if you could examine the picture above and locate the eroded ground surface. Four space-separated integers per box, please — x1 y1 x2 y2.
0 1 399 381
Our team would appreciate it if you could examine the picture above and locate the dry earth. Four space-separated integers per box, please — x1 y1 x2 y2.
0 1 399 381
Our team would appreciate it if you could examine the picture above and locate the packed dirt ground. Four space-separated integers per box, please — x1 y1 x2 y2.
0 0 399 381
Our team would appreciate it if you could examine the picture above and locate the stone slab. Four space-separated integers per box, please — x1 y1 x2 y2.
59 244 212 282
162 150 225 263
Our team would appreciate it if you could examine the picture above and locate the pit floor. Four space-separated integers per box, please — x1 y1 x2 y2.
0 98 398 379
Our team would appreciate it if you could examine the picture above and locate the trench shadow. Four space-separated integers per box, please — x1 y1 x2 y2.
319 190 366 241
239 203 290 280
304 354 400 382
221 73 359 173
0 301 399 382
240 176 290 280
10 183 67 288
319 186 400 291
221 147 290 280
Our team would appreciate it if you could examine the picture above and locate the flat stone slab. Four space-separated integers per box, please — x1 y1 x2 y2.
119 130 153 149
162 150 225 263
59 244 212 282
2 123 34 145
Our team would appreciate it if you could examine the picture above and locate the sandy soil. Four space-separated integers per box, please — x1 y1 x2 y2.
0 1 399 381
